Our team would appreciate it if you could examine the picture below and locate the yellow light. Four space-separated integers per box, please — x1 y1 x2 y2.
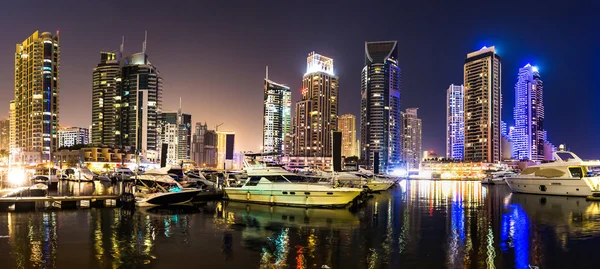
8 168 27 186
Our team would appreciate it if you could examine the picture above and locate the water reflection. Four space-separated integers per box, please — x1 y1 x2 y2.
2 181 600 268
54 180 122 196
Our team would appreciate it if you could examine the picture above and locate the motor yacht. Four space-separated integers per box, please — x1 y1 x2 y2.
224 158 363 207
506 151 600 196
134 167 203 207
481 170 517 185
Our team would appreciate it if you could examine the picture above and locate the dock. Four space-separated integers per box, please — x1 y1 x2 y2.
0 195 121 211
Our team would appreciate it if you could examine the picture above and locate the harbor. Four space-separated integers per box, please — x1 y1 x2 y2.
2 180 600 268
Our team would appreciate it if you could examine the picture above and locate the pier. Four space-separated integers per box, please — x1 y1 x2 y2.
0 195 120 211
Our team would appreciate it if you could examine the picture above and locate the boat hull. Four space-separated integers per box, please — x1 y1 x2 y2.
364 181 393 192
136 190 202 207
506 177 592 196
224 187 362 207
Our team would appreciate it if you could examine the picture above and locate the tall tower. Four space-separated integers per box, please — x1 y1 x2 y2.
463 46 501 162
401 108 422 170
92 51 121 146
361 41 401 172
293 52 339 157
14 31 60 161
446 84 464 160
512 64 544 161
337 114 357 158
118 48 163 161
263 68 292 156
9 101 16 153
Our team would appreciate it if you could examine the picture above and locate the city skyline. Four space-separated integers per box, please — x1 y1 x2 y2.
0 1 598 158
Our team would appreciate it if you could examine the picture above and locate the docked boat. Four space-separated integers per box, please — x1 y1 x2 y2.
481 170 517 185
134 167 203 207
224 162 364 207
506 151 600 197
62 167 96 182
31 167 59 189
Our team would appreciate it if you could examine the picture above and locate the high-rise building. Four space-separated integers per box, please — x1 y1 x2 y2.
263 69 291 156
361 41 401 172
401 108 422 170
500 121 513 160
58 127 90 148
159 110 192 164
512 64 545 161
217 131 235 169
92 51 121 146
9 101 15 153
118 45 163 161
191 122 218 167
446 84 464 160
463 46 501 162
293 52 338 157
14 31 60 161
338 114 357 158
0 118 9 152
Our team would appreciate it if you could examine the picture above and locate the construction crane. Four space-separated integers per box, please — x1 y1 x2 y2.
215 123 224 132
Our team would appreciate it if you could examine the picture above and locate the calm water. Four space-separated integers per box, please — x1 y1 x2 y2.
1 180 600 268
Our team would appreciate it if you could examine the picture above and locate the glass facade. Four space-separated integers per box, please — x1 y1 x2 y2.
512 64 545 161
92 52 120 146
446 84 464 160
294 52 338 157
463 46 501 162
14 31 60 161
263 79 291 155
361 41 401 172
118 52 163 160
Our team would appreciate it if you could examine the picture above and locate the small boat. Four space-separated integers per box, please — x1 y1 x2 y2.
134 167 203 207
506 151 600 197
481 170 517 185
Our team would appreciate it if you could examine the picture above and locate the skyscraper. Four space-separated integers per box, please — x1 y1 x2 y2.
217 131 235 169
401 108 422 170
9 101 15 153
446 84 464 160
159 110 192 164
361 41 401 172
338 114 357 158
0 118 9 152
191 122 218 167
512 64 545 161
263 69 291 156
92 51 121 146
14 31 60 161
463 46 501 162
293 52 338 157
118 40 162 161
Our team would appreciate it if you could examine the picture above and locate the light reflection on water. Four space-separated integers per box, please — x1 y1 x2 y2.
1 180 600 268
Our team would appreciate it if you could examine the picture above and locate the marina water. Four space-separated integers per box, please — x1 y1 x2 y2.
1 180 599 268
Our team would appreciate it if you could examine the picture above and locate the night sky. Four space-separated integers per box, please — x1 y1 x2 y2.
0 0 598 158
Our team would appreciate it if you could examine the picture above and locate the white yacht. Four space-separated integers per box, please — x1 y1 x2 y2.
134 167 202 207
224 159 363 207
506 151 600 196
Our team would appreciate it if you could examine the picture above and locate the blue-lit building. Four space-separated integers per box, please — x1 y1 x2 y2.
512 64 545 161
360 41 401 172
446 84 464 160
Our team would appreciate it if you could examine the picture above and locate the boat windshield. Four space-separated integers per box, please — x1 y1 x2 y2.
587 166 600 177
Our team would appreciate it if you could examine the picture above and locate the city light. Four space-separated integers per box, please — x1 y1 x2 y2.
8 167 27 186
